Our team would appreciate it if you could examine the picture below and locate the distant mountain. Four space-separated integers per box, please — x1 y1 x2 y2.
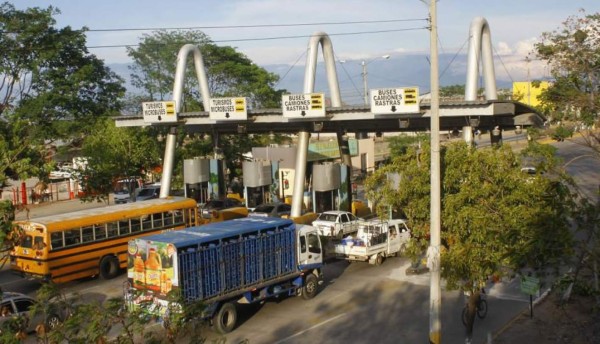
108 53 513 102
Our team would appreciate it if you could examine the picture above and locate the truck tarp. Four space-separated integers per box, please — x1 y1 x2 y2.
128 217 298 304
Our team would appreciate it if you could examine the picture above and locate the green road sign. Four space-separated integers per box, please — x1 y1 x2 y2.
521 276 540 295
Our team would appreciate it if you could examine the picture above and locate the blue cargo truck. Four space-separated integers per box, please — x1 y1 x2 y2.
125 217 323 333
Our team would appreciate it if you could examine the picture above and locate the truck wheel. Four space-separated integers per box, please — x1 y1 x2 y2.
302 274 319 300
99 256 120 280
374 254 384 266
213 302 237 334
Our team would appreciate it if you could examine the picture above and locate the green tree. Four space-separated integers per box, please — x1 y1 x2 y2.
0 3 124 188
127 29 284 110
365 141 575 335
77 118 162 202
535 10 600 124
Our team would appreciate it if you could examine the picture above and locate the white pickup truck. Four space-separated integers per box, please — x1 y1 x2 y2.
334 219 410 265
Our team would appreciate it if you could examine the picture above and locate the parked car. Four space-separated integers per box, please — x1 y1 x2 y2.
200 197 245 219
312 210 362 238
135 184 161 202
0 292 63 334
249 202 292 218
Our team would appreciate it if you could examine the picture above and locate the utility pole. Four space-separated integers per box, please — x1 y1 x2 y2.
361 60 368 105
428 0 442 343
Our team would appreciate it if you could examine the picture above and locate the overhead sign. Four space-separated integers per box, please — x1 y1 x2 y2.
370 87 420 114
142 101 177 123
209 97 247 121
282 93 326 118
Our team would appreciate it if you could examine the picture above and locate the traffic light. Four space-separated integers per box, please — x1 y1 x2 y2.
283 179 289 190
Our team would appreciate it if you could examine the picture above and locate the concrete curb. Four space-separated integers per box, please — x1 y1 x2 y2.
488 285 553 342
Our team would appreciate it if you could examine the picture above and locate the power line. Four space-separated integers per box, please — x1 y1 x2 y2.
86 27 428 50
83 18 429 33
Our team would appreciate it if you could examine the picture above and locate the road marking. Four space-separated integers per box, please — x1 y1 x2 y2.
273 312 347 344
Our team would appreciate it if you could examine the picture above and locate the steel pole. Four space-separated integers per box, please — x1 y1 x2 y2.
428 0 442 343
362 60 368 105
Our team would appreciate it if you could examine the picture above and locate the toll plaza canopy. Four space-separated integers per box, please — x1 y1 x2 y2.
114 99 544 134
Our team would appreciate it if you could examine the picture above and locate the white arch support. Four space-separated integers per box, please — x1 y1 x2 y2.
172 44 211 112
465 17 497 101
291 32 345 217
303 32 342 106
160 44 211 198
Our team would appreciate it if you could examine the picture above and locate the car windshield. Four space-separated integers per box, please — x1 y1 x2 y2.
138 188 157 197
317 213 338 222
254 205 275 213
204 200 224 209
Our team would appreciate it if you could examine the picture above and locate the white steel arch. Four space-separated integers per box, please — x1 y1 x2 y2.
303 32 342 106
172 44 211 112
160 44 212 198
465 17 498 101
292 32 345 217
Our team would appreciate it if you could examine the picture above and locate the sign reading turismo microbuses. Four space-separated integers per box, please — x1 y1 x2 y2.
142 101 177 123
209 97 247 120
370 87 419 115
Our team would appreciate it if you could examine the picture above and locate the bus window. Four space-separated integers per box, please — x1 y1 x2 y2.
34 236 45 249
152 213 164 228
141 215 152 231
163 212 173 226
50 232 64 250
21 235 33 249
130 219 141 233
94 224 106 240
82 226 94 243
173 211 184 225
107 222 119 238
65 229 81 246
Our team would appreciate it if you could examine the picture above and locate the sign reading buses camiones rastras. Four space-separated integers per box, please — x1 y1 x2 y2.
370 87 419 115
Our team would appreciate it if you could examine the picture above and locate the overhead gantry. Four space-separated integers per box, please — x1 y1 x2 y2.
117 18 546 208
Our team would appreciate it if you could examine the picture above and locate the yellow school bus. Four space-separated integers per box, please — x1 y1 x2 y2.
9 197 199 283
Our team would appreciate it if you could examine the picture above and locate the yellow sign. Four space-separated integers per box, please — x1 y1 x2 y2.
209 97 248 120
282 93 326 118
142 101 177 123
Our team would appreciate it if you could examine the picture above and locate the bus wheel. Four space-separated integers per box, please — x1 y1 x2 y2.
99 256 120 280
213 302 237 334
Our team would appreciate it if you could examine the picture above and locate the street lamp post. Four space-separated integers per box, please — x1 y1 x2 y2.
361 55 390 105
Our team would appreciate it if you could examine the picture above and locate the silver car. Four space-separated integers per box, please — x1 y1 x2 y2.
0 292 63 334
312 210 362 238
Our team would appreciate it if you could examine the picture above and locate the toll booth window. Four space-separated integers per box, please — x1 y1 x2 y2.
307 233 321 254
50 232 64 250
300 236 307 253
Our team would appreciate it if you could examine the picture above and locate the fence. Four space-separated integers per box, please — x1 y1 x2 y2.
1 179 81 206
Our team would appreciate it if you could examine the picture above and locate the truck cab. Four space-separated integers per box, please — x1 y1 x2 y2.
296 224 323 269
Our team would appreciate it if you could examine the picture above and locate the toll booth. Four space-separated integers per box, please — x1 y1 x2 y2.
184 158 227 202
242 160 278 208
312 162 341 213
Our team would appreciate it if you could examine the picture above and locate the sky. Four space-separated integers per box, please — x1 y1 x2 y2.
12 0 600 94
